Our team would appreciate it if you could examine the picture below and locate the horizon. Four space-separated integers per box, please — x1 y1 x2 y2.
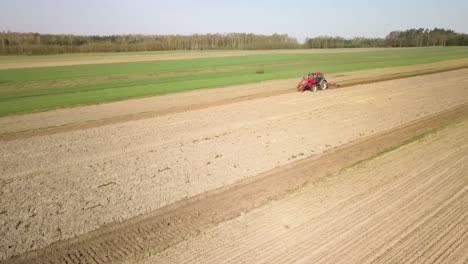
2 28 466 41
1 0 467 43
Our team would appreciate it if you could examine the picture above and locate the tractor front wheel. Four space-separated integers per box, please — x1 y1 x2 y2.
311 85 318 92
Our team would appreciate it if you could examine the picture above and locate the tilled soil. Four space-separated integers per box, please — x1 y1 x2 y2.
146 119 468 264
1 69 468 261
6 104 467 264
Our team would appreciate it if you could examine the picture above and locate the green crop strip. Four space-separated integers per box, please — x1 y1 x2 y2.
0 47 467 116
349 129 440 169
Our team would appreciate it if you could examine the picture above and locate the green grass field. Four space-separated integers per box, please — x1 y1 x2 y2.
0 50 213 63
0 47 467 116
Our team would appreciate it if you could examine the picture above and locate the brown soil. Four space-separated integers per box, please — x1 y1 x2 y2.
5 101 468 264
146 118 468 264
0 48 396 70
1 58 468 139
1 70 468 262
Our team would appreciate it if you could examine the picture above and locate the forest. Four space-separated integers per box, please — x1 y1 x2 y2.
1 28 467 55
305 28 468 48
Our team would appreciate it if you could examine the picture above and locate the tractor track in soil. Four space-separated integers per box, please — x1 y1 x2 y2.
1 61 468 141
4 103 468 264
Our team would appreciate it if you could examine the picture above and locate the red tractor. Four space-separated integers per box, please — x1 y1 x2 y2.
297 71 338 92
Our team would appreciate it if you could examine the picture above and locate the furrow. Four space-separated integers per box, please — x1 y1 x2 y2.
284 170 461 264
372 187 468 263
276 145 466 262
362 185 468 263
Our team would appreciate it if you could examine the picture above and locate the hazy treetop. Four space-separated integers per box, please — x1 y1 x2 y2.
0 0 467 41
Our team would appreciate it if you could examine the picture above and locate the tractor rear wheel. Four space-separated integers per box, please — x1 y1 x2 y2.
320 80 328 90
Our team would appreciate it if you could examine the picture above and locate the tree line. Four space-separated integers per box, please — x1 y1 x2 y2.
1 28 467 55
0 33 300 55
305 28 468 49
384 28 468 47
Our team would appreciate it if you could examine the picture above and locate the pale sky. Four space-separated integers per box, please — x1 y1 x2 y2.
1 0 467 42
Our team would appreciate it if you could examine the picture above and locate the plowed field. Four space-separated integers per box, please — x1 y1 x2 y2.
1 69 468 263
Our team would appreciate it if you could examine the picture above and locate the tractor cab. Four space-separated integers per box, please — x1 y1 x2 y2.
308 71 324 82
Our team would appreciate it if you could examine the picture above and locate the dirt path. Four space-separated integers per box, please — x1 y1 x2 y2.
146 119 468 264
0 48 395 70
1 59 468 138
1 70 468 262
